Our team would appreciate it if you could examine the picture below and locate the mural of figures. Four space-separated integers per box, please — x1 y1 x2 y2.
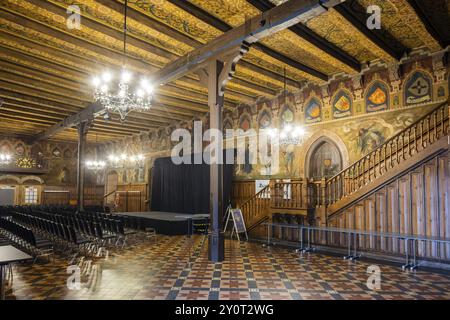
366 81 389 112
58 167 70 184
332 90 352 118
356 126 385 154
404 71 432 106
305 98 322 123
281 144 295 175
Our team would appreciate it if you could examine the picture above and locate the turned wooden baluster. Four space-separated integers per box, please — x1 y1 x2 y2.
433 111 437 142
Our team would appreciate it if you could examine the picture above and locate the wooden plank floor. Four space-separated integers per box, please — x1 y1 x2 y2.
4 235 450 300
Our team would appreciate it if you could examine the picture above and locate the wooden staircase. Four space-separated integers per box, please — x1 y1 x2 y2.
238 185 271 234
324 102 450 261
237 180 312 235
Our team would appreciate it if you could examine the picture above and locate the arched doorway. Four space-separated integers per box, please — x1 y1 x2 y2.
306 138 343 180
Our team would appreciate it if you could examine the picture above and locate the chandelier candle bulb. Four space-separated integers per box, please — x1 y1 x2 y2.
102 72 112 82
121 70 132 83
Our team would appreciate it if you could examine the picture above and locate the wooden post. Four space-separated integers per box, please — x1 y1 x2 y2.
76 121 89 212
208 60 225 262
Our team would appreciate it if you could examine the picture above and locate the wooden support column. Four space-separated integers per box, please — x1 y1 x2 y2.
76 120 90 212
206 44 249 262
208 60 225 262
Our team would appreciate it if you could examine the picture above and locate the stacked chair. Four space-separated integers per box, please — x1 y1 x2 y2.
0 217 53 263
0 205 147 261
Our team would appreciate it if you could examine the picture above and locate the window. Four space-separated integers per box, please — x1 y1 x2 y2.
24 186 38 204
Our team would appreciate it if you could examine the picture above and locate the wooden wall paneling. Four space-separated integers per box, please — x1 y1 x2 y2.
389 184 400 253
354 204 364 249
339 214 345 246
438 154 450 259
377 192 387 252
366 198 375 250
425 162 438 257
413 170 426 256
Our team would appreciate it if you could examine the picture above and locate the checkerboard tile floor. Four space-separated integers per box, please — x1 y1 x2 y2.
4 235 450 300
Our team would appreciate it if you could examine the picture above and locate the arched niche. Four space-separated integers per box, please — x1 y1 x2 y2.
403 69 433 106
20 176 44 184
300 130 349 179
0 175 21 184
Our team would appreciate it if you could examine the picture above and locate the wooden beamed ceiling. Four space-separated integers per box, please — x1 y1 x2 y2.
0 0 447 143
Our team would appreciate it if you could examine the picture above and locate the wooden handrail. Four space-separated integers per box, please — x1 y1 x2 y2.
327 101 449 182
103 189 117 198
325 101 449 206
238 184 271 209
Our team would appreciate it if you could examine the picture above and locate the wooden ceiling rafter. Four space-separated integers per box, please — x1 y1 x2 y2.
165 0 328 82
333 3 406 61
0 5 270 103
98 0 302 90
246 0 360 72
406 0 447 49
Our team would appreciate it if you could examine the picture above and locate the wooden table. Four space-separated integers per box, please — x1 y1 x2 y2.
0 245 33 300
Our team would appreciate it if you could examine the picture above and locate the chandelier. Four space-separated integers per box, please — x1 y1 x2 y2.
267 125 306 145
266 68 306 145
86 160 106 172
0 153 12 166
91 0 153 121
86 134 107 173
108 153 145 169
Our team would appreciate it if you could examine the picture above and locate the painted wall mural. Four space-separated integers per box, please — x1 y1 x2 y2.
106 56 448 181
332 90 352 118
404 71 432 106
305 97 322 123
365 81 389 112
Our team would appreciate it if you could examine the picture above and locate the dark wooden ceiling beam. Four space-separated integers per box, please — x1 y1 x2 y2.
165 0 328 81
0 64 236 111
0 8 159 72
28 0 179 61
92 0 295 92
0 23 257 104
406 0 447 48
246 0 360 72
95 0 201 48
1 99 166 134
230 77 277 96
97 0 299 92
0 105 151 135
334 2 405 60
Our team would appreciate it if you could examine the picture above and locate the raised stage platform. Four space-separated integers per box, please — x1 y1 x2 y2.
116 211 209 235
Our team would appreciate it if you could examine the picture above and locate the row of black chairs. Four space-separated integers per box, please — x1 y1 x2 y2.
11 209 134 254
31 209 137 247
12 211 104 255
0 217 53 262
15 205 144 233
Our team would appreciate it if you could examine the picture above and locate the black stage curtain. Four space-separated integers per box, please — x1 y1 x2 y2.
151 154 234 215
